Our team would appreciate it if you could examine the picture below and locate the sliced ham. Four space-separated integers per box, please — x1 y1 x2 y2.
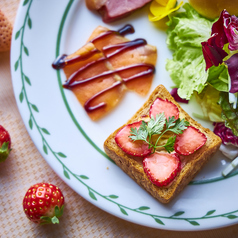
86 0 152 23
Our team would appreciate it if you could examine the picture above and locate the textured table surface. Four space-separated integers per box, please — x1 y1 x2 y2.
1 0 238 237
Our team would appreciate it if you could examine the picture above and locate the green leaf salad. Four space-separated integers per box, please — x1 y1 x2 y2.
166 3 238 138
165 3 238 176
166 3 214 100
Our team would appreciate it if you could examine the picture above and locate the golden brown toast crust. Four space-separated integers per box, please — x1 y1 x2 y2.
104 84 222 203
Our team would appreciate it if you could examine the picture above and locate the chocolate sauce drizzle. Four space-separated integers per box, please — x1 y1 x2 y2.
64 64 155 89
52 24 135 70
84 81 122 112
102 38 147 58
63 38 147 87
52 24 155 113
52 49 100 70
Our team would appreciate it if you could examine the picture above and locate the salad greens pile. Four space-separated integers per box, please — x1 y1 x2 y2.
166 3 238 141
166 3 213 100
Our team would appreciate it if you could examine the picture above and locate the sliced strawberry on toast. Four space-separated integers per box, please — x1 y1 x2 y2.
174 126 207 155
143 152 181 187
115 121 152 157
149 98 179 120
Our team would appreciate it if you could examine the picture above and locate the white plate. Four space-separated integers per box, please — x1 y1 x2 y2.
11 0 238 231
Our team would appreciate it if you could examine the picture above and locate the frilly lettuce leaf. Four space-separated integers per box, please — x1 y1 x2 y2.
195 85 223 122
166 3 214 99
170 88 189 103
165 4 238 143
207 64 229 92
219 92 238 136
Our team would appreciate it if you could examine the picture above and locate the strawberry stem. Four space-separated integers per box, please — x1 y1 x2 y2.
40 205 64 225
0 142 10 163
154 130 168 149
51 216 60 224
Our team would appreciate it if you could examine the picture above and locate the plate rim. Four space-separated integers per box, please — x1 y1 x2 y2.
10 0 238 231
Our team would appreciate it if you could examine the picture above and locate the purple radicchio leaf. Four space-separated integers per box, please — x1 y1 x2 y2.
225 53 238 93
213 122 238 146
224 15 238 51
200 10 238 71
211 9 238 51
201 34 228 71
170 88 189 104
211 10 229 48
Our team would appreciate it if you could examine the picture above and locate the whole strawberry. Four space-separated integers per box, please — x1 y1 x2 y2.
23 183 65 224
0 125 11 162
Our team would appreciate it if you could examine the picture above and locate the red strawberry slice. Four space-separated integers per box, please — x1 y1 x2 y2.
149 98 179 120
115 121 152 157
143 152 181 187
174 126 207 155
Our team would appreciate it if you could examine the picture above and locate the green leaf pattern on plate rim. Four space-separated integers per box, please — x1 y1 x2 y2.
14 0 238 227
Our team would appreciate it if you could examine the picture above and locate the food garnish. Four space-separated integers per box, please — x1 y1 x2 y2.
115 121 152 157
174 126 207 155
214 122 238 147
222 157 238 177
194 85 223 122
166 4 238 134
129 98 189 153
165 4 238 176
23 183 65 224
201 10 238 70
191 8 238 137
170 88 189 104
149 0 183 22
129 113 189 153
150 97 179 120
166 3 213 100
0 125 11 163
143 151 181 187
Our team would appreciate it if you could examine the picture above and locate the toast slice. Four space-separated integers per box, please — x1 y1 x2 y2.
104 84 222 203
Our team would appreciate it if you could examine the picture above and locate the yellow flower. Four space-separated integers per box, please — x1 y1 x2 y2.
149 0 183 22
